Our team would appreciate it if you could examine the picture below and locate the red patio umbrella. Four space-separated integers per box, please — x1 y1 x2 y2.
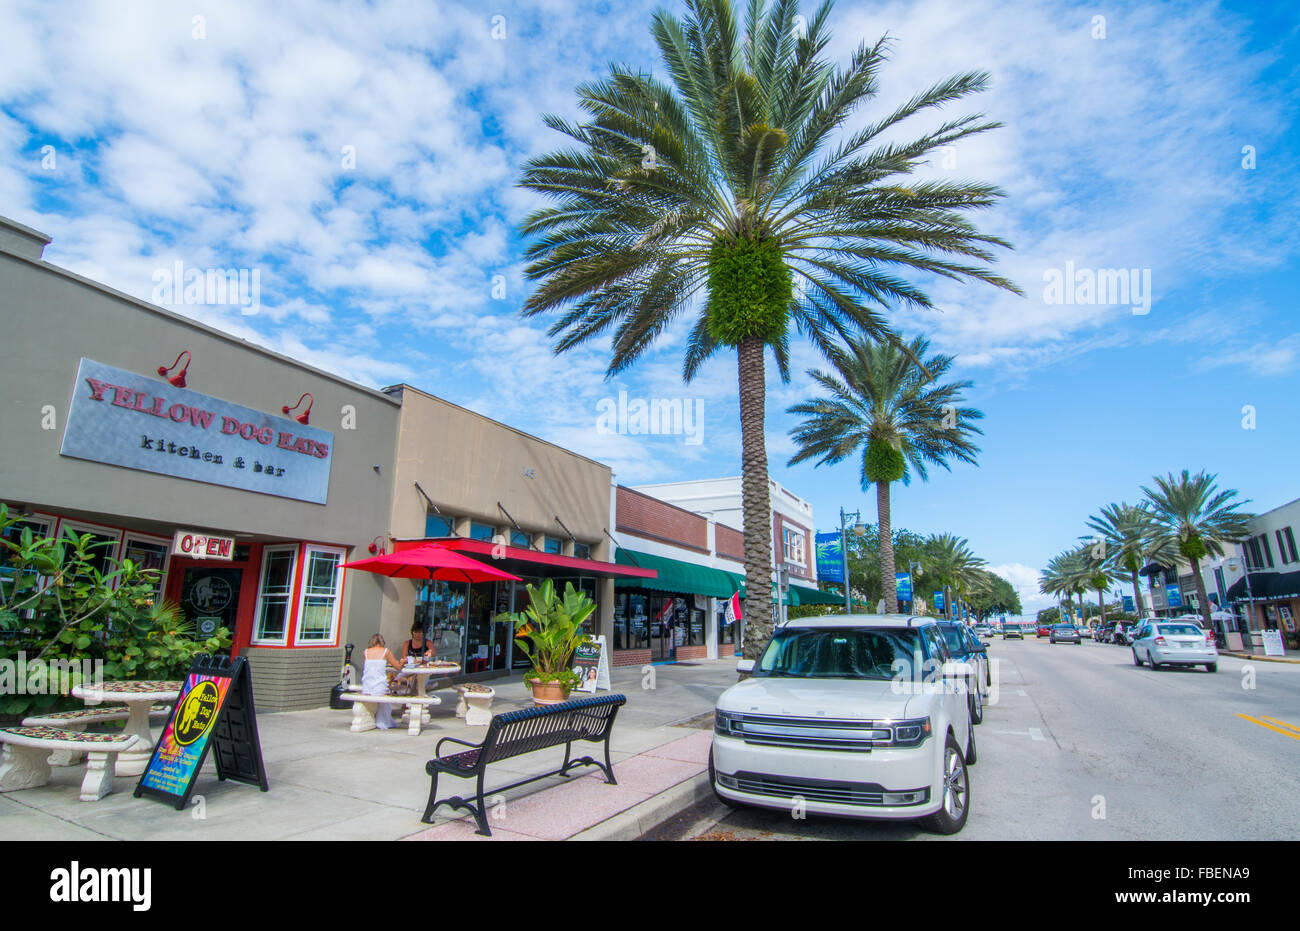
342 543 522 584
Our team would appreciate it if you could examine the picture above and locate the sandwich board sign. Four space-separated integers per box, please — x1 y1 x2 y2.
572 635 611 693
135 654 269 809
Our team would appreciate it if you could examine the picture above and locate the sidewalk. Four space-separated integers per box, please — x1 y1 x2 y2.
1221 651 1300 664
0 658 733 841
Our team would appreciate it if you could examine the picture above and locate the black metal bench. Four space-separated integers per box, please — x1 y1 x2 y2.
422 693 627 836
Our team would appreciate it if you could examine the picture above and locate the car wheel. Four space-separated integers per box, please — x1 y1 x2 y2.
1149 652 1161 670
921 734 970 835
1206 663 1217 673
969 683 984 725
1132 648 1143 666
708 747 739 810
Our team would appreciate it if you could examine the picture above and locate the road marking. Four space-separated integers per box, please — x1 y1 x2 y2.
1261 716 1300 737
1236 713 1300 743
1028 727 1046 741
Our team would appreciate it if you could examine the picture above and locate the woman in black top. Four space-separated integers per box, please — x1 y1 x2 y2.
401 624 431 664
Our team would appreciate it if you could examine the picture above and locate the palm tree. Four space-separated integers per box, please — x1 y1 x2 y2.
1040 547 1091 623
924 533 985 620
1141 470 1254 629
1085 502 1154 619
786 335 982 612
517 0 1019 657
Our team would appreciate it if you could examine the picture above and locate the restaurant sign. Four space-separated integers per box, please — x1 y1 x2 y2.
60 358 333 504
171 530 235 560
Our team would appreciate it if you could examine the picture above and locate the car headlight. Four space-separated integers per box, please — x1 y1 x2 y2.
715 709 744 737
883 717 932 748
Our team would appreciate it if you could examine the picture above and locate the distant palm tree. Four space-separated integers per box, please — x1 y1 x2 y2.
787 335 982 612
517 0 1019 657
1040 547 1091 623
1085 502 1154 618
1141 470 1254 629
925 533 985 620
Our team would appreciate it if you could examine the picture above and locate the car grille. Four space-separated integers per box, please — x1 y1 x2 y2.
727 714 893 752
718 771 928 808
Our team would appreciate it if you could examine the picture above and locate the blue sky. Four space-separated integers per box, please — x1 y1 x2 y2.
3 0 1297 614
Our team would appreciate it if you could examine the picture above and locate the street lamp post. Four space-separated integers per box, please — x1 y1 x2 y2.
839 507 865 614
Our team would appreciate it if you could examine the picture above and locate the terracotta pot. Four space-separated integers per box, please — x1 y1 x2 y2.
527 678 571 705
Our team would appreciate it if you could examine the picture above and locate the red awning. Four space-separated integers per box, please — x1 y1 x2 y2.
392 537 657 581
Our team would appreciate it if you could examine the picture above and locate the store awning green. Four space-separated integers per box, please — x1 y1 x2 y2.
614 549 738 598
720 572 843 606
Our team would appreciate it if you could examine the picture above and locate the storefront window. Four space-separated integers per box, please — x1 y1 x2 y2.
510 530 532 548
543 536 562 554
415 579 468 664
470 522 495 542
295 547 344 643
122 537 169 599
465 582 495 673
253 545 298 644
573 542 591 559
425 513 455 537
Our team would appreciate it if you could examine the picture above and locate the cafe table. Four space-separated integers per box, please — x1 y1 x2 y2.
394 662 461 724
71 680 182 776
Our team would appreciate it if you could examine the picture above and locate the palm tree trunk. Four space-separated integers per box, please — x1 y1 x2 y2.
738 337 773 661
878 481 896 614
1190 556 1212 630
1131 570 1145 618
1097 590 1105 625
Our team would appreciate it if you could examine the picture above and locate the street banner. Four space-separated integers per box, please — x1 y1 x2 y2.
933 590 945 611
896 572 912 602
815 532 844 583
1122 595 1134 613
135 654 268 810
1166 584 1183 609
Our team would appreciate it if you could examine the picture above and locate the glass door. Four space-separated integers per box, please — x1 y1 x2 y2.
180 566 243 641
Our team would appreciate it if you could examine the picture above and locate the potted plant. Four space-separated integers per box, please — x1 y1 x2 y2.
498 579 594 705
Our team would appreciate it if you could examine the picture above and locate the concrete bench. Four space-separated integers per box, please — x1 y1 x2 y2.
0 727 140 801
339 693 441 736
23 704 172 766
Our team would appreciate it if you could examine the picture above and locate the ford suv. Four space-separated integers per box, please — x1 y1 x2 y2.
710 615 976 834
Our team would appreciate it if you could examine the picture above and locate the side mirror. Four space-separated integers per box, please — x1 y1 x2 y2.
736 659 755 675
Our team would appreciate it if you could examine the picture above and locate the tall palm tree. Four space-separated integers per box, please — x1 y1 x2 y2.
517 0 1019 657
786 335 982 612
1141 470 1254 629
1040 547 1091 623
924 533 985 620
1085 502 1154 619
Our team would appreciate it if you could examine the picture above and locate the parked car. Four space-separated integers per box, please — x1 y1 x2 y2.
711 615 976 834
938 621 989 724
1077 625 1094 639
1049 624 1082 644
1002 624 1024 640
972 623 993 638
1036 625 1051 638
1131 621 1218 672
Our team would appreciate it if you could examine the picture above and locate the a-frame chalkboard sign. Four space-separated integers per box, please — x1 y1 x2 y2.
134 654 269 810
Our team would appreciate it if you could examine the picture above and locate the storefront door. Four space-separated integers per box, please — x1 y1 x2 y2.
178 566 244 642
649 595 677 661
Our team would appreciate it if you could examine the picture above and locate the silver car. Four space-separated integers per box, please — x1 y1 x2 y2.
1131 621 1218 672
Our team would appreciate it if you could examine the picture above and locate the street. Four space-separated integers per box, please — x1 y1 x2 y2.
648 637 1300 840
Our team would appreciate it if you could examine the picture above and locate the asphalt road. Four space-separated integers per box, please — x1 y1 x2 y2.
648 636 1300 840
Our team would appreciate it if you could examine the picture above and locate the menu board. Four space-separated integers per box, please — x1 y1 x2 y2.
135 654 268 809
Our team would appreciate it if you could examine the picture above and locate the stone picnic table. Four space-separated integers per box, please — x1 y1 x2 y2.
394 662 461 724
71 680 182 776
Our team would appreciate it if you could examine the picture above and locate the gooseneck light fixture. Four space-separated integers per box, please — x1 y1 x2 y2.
282 392 314 425
157 350 191 388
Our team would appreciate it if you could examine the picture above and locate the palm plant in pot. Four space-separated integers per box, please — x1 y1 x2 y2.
500 580 595 705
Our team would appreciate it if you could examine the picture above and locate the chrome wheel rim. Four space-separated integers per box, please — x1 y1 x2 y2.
943 747 967 819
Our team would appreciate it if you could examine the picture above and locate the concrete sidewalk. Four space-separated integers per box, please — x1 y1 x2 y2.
0 658 733 841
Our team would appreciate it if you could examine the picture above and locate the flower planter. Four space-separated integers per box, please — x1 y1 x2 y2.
527 678 571 706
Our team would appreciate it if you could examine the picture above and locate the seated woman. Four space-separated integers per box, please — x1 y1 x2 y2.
361 634 404 730
400 624 432 665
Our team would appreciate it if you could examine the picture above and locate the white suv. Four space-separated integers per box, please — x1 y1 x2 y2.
710 615 976 834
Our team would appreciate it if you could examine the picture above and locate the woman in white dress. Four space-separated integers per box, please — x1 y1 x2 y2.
362 634 403 730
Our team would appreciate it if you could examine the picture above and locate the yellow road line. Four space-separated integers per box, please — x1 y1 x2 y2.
1236 713 1300 742
1261 716 1300 736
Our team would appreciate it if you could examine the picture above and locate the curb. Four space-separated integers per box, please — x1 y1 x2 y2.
567 771 712 841
1222 652 1300 665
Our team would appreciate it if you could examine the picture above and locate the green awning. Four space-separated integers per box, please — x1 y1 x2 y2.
720 573 843 606
614 549 738 598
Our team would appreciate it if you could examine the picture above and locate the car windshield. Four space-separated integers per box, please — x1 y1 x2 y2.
1158 624 1202 636
757 627 922 681
940 626 969 654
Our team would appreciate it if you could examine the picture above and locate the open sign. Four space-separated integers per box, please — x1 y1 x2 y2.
172 530 235 560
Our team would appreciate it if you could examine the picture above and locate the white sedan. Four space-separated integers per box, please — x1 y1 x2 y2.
1131 621 1218 672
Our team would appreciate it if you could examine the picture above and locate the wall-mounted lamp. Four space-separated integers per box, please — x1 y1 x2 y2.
157 350 191 388
282 392 314 425
368 536 387 555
